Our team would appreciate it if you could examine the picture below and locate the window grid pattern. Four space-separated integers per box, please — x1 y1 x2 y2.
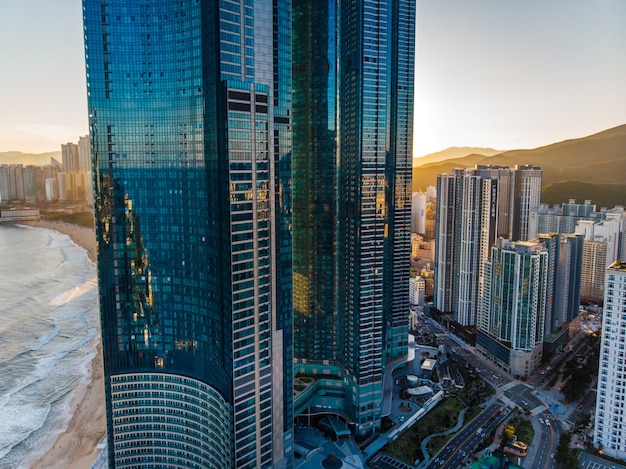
594 265 626 460
110 373 231 468
84 0 292 467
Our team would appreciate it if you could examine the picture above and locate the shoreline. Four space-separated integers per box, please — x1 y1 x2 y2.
20 220 106 469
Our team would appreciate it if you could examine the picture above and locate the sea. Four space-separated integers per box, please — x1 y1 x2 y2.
0 223 100 469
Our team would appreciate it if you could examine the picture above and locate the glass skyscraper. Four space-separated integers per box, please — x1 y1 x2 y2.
292 0 415 436
83 1 292 467
477 239 547 378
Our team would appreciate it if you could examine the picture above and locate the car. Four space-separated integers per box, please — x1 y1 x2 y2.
539 418 544 424
545 421 550 426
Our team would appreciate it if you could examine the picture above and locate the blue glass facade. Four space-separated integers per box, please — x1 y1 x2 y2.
83 1 292 467
478 239 547 377
292 0 415 436
292 0 339 365
386 0 415 356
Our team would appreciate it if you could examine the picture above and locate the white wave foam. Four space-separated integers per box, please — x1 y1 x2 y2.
30 325 61 352
33 352 69 383
49 278 97 307
0 224 100 468
0 402 50 461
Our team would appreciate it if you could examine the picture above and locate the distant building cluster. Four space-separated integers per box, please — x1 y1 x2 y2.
0 135 93 206
539 200 626 303
424 165 626 379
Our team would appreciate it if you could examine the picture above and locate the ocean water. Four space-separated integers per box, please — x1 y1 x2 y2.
0 224 100 469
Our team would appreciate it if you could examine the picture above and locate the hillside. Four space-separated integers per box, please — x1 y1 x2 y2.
0 151 61 166
541 181 626 209
413 124 626 208
413 147 501 166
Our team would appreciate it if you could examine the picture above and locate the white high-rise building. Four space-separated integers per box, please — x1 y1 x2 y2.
409 276 425 306
434 165 537 327
61 143 80 173
513 165 542 242
434 170 462 314
45 178 59 202
78 135 91 173
594 261 626 460
577 217 622 302
412 191 427 235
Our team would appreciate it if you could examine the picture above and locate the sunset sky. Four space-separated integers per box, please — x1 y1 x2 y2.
0 0 624 157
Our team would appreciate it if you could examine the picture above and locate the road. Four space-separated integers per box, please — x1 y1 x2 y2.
529 412 561 468
421 318 565 468
423 401 511 469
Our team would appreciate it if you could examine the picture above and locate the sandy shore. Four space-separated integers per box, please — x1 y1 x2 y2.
21 220 107 469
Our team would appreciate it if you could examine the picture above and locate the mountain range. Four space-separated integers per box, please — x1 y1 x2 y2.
0 151 61 166
413 147 502 166
3 125 626 209
413 124 626 208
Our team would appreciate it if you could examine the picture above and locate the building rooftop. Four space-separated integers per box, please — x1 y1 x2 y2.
421 359 436 371
609 260 626 272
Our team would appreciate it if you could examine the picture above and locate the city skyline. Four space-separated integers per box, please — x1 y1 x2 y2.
1 1 625 156
85 2 416 465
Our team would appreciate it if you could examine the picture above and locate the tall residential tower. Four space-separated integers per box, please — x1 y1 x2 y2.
433 165 541 327
84 1 292 467
292 0 415 437
477 239 547 378
595 261 626 460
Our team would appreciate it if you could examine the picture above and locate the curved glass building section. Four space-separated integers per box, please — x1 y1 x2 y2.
83 1 292 467
111 373 231 468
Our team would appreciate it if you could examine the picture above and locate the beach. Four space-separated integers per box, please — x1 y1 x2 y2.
23 220 106 469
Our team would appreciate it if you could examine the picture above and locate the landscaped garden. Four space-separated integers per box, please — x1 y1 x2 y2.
383 355 496 465
385 396 465 464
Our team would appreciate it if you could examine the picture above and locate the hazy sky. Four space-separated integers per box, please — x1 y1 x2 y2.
414 0 626 156
0 1 624 157
0 0 85 153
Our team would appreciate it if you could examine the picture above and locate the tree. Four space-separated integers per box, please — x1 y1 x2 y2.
503 424 515 442
555 432 577 467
